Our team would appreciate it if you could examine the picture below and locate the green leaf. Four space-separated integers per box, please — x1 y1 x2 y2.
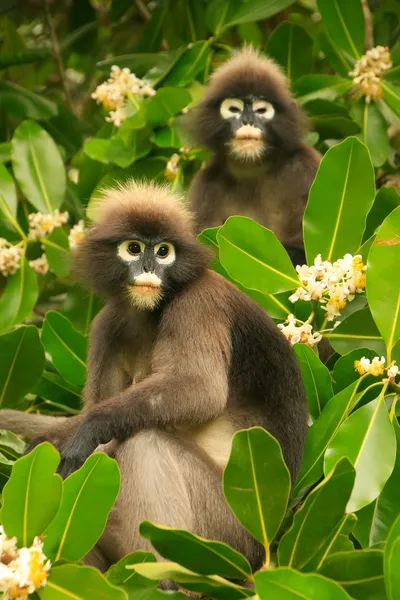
41 311 87 387
152 125 182 148
107 551 157 591
34 371 81 413
227 0 295 27
61 288 103 336
42 227 70 278
319 550 385 600
0 429 25 461
83 137 111 164
146 88 191 125
304 137 375 263
0 142 11 163
293 381 360 499
139 522 251 580
0 81 58 120
255 567 353 599
311 116 360 140
382 82 400 118
355 417 400 547
164 42 210 87
293 344 333 420
43 452 120 562
367 206 400 359
294 75 352 104
217 216 299 295
1 442 62 546
39 564 127 600
223 427 291 549
303 513 357 572
0 325 44 408
384 514 400 600
318 31 352 76
364 186 400 243
326 308 386 357
324 397 396 512
352 100 390 168
0 163 21 234
317 0 365 60
132 563 254 600
0 257 39 333
266 22 313 82
279 459 355 569
332 348 378 393
11 120 66 213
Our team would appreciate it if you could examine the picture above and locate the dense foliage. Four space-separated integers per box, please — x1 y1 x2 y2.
0 0 400 598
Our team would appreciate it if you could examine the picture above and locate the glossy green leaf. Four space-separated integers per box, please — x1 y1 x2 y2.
311 116 360 140
227 0 295 26
146 88 191 124
293 381 360 499
83 137 111 164
0 81 57 120
0 325 44 408
279 459 355 569
39 564 127 600
294 344 333 420
352 100 390 168
11 120 66 212
318 31 352 76
34 371 81 413
132 563 253 600
355 417 400 547
107 551 157 591
384 514 400 600
304 137 375 263
326 307 386 357
42 227 70 278
332 348 378 394
364 186 400 243
0 429 25 461
382 82 400 118
152 125 182 148
43 452 120 562
0 257 39 333
164 42 210 87
266 22 313 82
61 287 103 336
367 206 400 359
0 163 20 234
137 1 170 51
218 217 299 295
303 513 357 572
324 397 396 512
107 128 152 169
1 442 61 546
317 0 365 59
206 1 232 35
294 75 352 104
319 549 385 600
41 311 87 387
223 427 290 548
0 142 11 163
139 522 251 580
255 567 353 599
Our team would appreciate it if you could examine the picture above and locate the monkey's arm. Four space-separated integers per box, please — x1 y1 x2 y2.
58 299 230 477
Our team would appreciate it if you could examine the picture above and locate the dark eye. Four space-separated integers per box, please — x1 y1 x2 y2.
127 242 141 255
256 107 266 114
157 245 170 258
229 106 241 113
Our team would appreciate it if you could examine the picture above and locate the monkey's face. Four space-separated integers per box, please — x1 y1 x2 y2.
219 96 275 161
117 238 176 310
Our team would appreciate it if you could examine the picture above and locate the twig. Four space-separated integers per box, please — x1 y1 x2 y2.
44 0 73 110
361 0 374 50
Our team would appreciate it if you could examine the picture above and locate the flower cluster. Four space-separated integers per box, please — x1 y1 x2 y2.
354 357 399 382
278 314 322 348
68 220 86 250
289 253 366 322
0 526 51 599
349 46 392 103
29 254 49 275
164 147 191 180
0 240 23 277
92 65 156 127
28 209 69 240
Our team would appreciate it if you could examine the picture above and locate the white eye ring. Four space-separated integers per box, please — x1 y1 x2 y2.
252 100 275 120
220 98 244 120
154 242 175 265
118 240 145 262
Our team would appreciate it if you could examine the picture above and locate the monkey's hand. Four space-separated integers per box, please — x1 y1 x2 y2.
57 412 114 479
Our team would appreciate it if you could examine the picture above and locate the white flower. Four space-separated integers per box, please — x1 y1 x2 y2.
349 46 392 102
28 209 69 240
164 153 180 180
278 314 322 348
92 65 156 127
354 356 386 376
68 220 86 250
0 245 23 277
29 254 49 275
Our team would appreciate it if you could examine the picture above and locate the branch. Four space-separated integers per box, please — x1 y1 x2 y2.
361 0 374 50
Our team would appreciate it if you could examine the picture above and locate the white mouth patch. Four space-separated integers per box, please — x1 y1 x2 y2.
134 272 162 288
234 125 263 140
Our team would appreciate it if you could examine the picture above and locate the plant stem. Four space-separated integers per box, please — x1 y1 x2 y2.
44 0 73 110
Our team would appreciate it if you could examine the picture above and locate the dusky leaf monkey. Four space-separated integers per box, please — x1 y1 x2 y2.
0 182 308 571
187 47 321 267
